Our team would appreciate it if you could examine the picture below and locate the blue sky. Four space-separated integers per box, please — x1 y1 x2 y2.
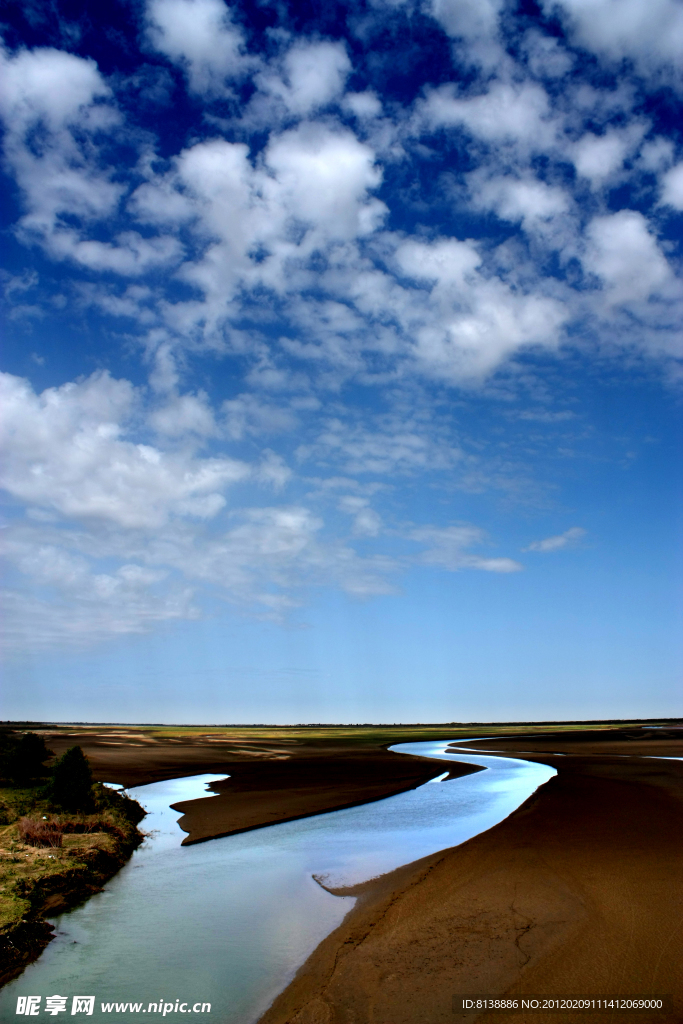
1 0 681 723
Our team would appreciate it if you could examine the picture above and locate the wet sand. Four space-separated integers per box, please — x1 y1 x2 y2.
31 723 683 1020
34 726 481 844
170 755 482 845
259 731 683 1024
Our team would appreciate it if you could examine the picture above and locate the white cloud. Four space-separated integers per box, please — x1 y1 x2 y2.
542 0 683 84
149 391 219 437
0 45 183 275
135 505 399 604
638 137 674 173
522 30 574 79
132 123 386 331
0 532 197 649
0 369 405 647
427 0 507 69
422 81 556 150
254 40 351 116
222 394 298 440
46 230 182 275
583 210 673 306
0 46 120 231
5 3 682 657
466 173 570 235
571 126 646 186
1 574 197 650
0 494 399 651
429 0 503 40
344 91 382 119
0 45 109 130
338 495 382 536
395 237 481 284
0 371 250 528
660 162 683 210
298 414 462 475
145 0 252 94
264 124 385 241
524 526 586 552
410 525 523 572
393 237 568 379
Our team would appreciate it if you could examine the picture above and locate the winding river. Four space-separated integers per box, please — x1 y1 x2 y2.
1 740 554 1022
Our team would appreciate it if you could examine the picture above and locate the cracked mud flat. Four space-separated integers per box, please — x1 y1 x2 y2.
258 740 683 1024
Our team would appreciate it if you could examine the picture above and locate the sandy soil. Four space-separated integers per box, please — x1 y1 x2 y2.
259 730 683 1024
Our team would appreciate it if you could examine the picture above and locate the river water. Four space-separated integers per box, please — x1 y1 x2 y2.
1 741 554 1022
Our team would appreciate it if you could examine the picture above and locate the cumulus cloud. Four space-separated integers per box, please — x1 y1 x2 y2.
253 40 351 116
542 0 683 84
145 0 253 93
571 125 646 186
130 123 386 337
583 210 673 307
0 46 118 220
264 124 385 241
427 0 508 69
524 526 586 552
522 30 574 79
660 162 683 210
0 45 181 274
0 45 109 129
222 394 298 440
0 369 405 646
148 391 219 437
393 237 568 379
465 173 571 238
422 81 556 150
344 91 382 119
0 371 250 528
429 0 504 41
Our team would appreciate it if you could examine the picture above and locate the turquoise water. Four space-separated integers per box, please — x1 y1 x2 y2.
1 741 554 1022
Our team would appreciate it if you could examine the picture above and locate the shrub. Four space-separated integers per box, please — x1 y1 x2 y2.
19 818 63 848
46 746 94 813
92 783 146 825
1 732 53 784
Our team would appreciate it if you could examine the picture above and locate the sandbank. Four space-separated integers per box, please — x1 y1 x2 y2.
259 729 683 1024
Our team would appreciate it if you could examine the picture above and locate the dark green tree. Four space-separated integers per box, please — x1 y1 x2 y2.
47 746 94 812
1 732 53 784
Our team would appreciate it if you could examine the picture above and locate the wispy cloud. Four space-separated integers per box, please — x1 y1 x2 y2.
524 527 587 553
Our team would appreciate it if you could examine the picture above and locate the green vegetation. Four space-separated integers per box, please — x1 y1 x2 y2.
0 730 145 987
144 720 673 745
44 745 95 812
0 731 53 786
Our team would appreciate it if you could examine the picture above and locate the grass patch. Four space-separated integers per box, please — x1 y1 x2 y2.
0 778 145 986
